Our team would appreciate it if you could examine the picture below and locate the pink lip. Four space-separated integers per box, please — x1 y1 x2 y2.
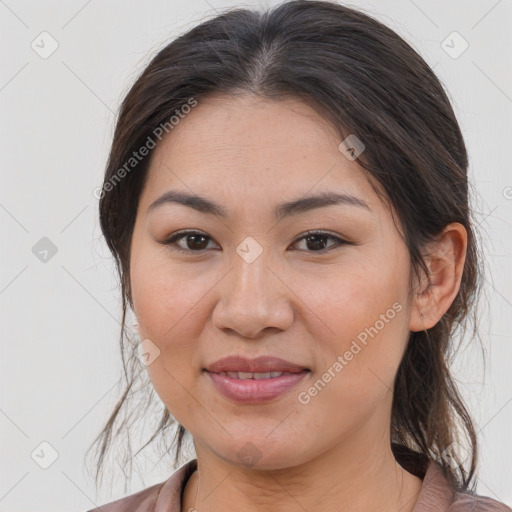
206 370 309 404
205 355 308 374
204 356 310 404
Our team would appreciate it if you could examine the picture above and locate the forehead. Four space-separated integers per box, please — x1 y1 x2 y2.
152 94 343 161
140 94 381 214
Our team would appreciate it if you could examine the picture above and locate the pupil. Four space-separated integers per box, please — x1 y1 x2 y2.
307 235 327 250
188 234 207 250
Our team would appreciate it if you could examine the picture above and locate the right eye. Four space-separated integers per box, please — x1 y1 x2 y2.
161 230 218 253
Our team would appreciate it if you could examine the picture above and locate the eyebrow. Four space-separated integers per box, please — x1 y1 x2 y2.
147 190 371 221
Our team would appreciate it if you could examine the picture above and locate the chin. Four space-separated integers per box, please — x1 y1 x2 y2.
208 434 313 471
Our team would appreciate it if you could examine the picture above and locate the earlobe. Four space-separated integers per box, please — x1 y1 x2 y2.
409 223 467 333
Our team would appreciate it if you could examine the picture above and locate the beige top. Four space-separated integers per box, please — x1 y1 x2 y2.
87 458 511 512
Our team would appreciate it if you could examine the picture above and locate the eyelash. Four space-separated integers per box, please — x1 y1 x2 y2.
161 230 352 255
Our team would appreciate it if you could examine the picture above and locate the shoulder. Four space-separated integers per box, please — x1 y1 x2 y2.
85 459 198 512
448 491 512 512
402 451 511 512
85 481 164 512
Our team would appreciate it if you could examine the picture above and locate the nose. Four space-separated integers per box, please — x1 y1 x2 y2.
211 249 294 340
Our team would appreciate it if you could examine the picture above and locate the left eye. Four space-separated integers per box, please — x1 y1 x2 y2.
292 231 350 252
161 230 351 254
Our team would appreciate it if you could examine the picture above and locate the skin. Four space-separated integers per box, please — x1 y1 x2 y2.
129 94 467 512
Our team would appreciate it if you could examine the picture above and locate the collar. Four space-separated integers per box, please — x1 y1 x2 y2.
153 458 453 512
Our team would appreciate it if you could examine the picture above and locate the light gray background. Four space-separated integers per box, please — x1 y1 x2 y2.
1 0 511 510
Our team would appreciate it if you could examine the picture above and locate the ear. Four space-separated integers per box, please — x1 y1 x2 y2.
409 223 467 332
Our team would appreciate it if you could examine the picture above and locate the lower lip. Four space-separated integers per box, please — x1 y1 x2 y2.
205 370 309 404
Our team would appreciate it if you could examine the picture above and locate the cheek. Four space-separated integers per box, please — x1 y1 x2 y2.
130 246 210 341
131 264 203 426
306 254 407 345
300 254 410 405
130 249 220 425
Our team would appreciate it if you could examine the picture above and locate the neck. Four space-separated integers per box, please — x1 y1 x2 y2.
182 437 423 512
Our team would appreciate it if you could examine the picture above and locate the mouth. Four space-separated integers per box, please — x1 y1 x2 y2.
212 370 301 379
204 355 310 404
205 355 309 374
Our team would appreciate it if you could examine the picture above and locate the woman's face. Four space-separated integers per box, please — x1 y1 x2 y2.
130 95 415 469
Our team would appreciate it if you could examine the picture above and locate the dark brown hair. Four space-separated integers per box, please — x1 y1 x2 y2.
87 0 483 494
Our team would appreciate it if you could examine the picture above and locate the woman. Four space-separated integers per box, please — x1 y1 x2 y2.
87 1 511 511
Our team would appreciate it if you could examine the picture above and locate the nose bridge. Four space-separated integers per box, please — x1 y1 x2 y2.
230 237 275 309
212 236 293 337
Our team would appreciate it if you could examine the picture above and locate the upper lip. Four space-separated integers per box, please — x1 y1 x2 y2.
205 356 308 373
